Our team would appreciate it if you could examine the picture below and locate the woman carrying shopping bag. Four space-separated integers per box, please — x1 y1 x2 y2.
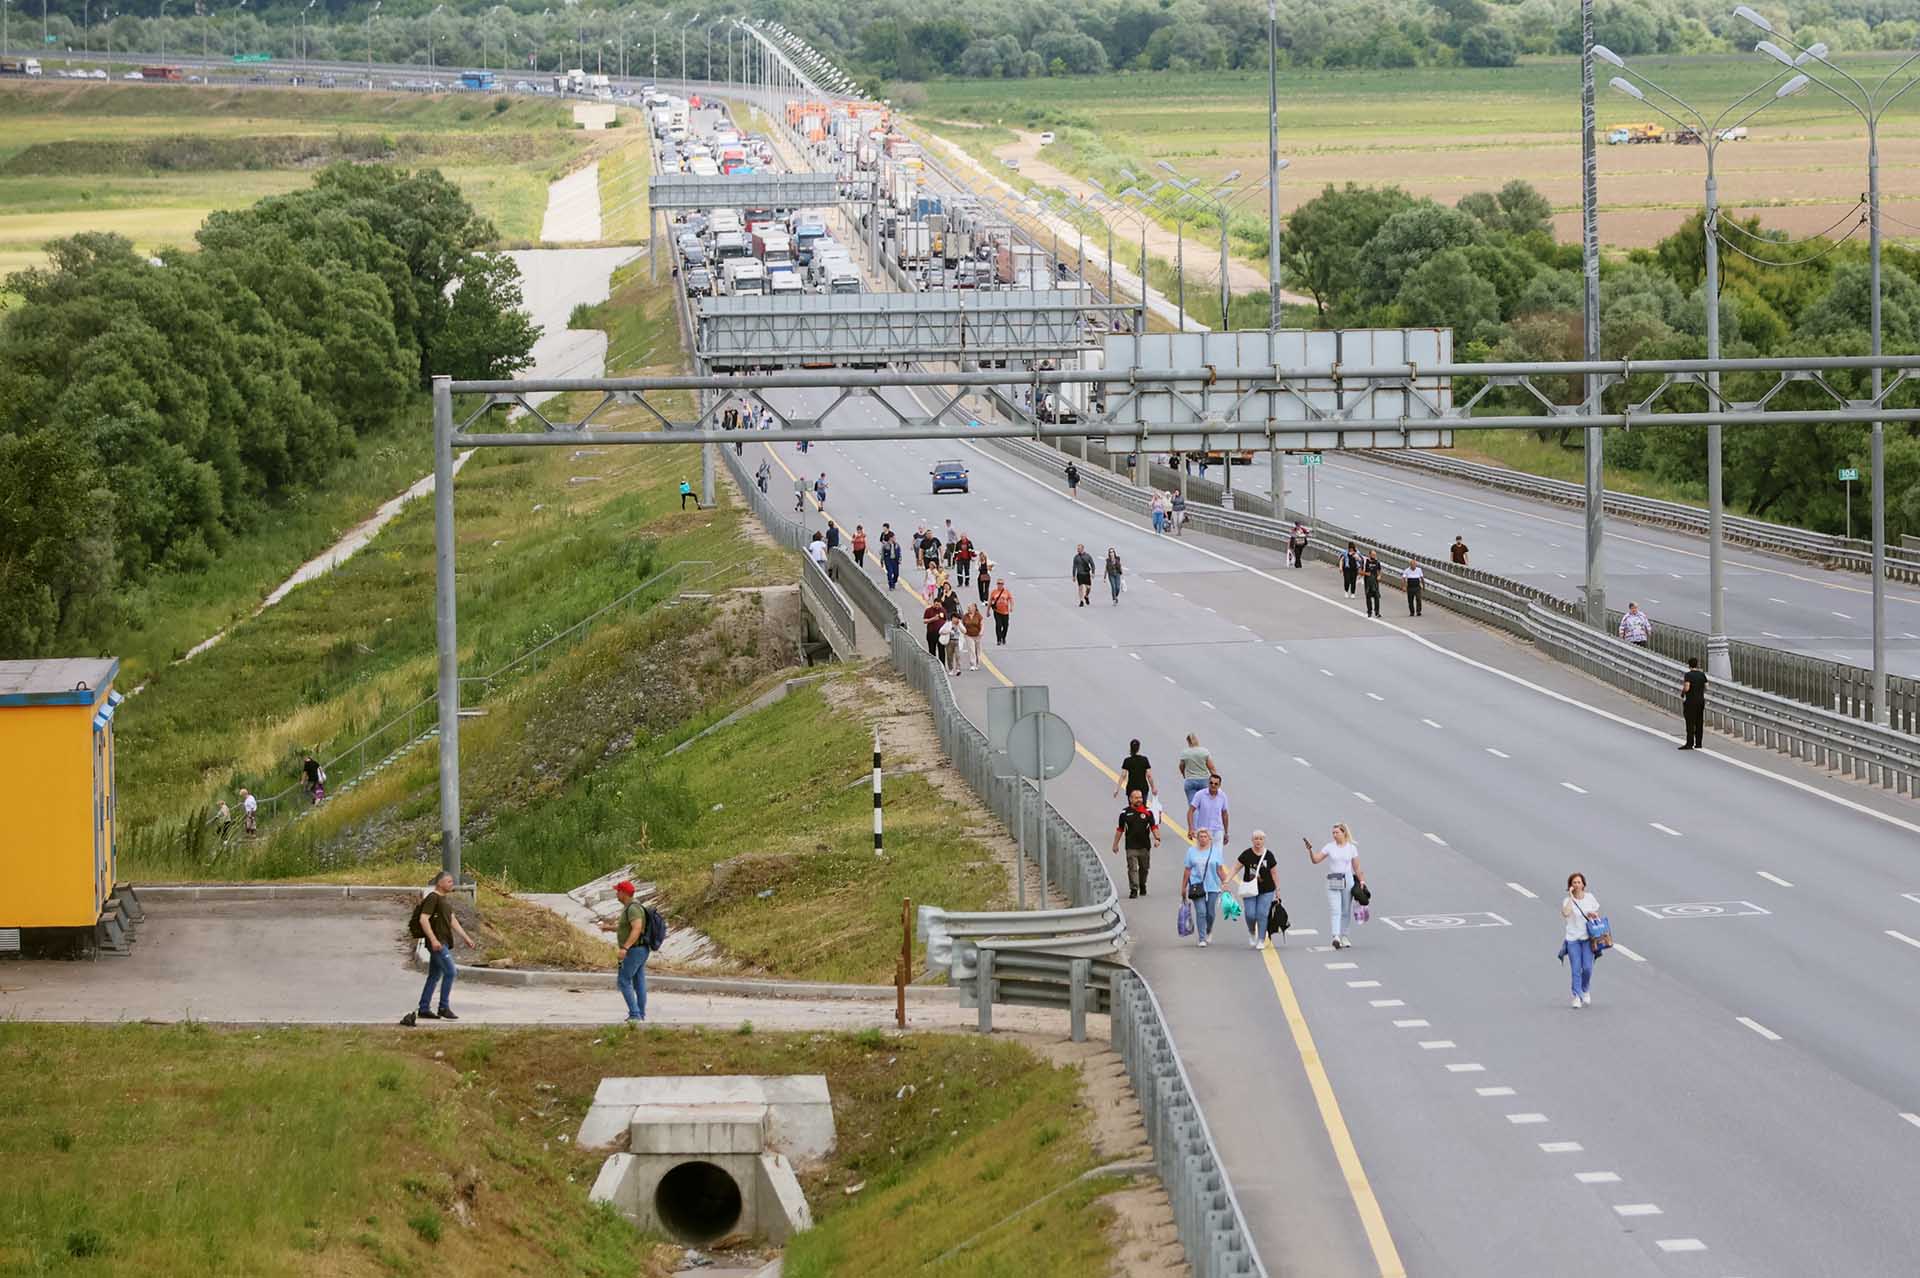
1559 873 1608 1008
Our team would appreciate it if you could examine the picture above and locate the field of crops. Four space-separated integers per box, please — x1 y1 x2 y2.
917 55 1920 249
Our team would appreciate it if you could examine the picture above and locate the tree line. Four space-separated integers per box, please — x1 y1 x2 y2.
1283 178 1920 537
26 2 1907 81
0 165 538 658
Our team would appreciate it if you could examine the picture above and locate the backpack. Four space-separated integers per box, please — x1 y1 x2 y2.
644 905 668 951
407 891 429 940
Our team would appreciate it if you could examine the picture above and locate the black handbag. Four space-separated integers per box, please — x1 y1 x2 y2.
1350 880 1372 907
1267 898 1289 935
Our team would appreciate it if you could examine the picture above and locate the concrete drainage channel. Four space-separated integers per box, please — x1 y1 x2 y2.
580 1075 831 1248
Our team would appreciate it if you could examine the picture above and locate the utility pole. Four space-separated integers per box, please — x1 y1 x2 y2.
1580 0 1606 629
1267 0 1281 331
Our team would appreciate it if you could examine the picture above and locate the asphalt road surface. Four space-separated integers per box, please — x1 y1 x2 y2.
748 384 1920 1278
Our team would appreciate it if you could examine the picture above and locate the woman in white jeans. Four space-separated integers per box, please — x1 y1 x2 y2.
1561 873 1601 1008
1306 823 1365 949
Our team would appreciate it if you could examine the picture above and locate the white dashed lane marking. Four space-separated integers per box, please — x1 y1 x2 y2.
1655 1240 1707 1253
1650 823 1683 837
1560 782 1587 794
1737 1016 1783 1041
1366 692 1384 701
1424 832 1447 846
1485 747 1510 759
1576 1171 1622 1184
1476 1086 1516 1097
1539 1142 1584 1153
1445 1062 1485 1073
1756 871 1795 888
1507 883 1537 899
1506 1113 1549 1125
1613 1204 1663 1217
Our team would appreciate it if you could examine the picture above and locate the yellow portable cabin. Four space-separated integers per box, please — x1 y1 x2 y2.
0 657 136 953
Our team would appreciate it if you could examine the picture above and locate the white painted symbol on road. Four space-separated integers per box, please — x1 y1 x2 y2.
1636 901 1770 921
1381 912 1511 931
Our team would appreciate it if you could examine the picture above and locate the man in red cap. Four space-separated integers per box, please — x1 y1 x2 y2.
605 881 652 1023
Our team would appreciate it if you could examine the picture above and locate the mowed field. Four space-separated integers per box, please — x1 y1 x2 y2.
918 56 1920 250
0 82 595 275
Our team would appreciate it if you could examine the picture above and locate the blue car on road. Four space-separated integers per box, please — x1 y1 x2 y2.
930 459 969 494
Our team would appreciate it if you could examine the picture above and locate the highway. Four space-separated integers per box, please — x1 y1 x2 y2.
1218 452 1920 679
751 388 1920 1276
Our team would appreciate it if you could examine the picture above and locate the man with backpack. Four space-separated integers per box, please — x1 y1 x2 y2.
405 871 475 1024
602 880 662 1023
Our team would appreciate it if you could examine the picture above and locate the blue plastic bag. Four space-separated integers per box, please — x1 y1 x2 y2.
1176 902 1194 937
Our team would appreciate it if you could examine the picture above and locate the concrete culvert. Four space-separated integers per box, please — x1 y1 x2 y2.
654 1160 745 1243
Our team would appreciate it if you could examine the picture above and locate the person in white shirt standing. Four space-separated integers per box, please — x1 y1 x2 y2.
1401 557 1425 616
1561 873 1601 1008
240 787 258 836
1306 823 1366 949
1619 602 1652 647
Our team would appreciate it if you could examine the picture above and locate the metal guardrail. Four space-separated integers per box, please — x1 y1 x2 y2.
1356 447 1920 582
713 435 862 660
986 431 1920 793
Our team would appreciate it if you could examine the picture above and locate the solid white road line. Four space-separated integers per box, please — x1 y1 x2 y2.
1506 1113 1549 1125
1475 1086 1517 1097
1485 747 1510 759
1560 781 1588 794
1757 871 1795 888
1737 1016 1783 1041
1366 692 1385 701
1904 894 1920 906
1886 930 1920 950
1613 1204 1663 1217
1353 791 1376 804
1245 727 1263 737
1575 1171 1621 1184
1650 822 1683 837
1293 756 1312 767
1319 667 1336 677
1421 718 1443 729
1899 1112 1920 1129
1200 699 1216 709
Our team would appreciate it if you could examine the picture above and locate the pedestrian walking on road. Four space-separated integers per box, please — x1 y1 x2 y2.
1151 491 1168 534
1188 772 1230 847
1181 828 1225 947
939 613 960 673
240 787 257 836
824 520 841 554
990 580 1014 645
911 523 928 569
1177 733 1216 808
1340 542 1360 596
1450 535 1470 567
1559 873 1603 1008
1679 657 1707 750
1289 522 1310 568
1071 544 1096 606
605 880 654 1022
1065 461 1081 500
1112 789 1162 899
1234 833 1280 950
954 535 975 586
1115 738 1158 805
1402 557 1425 617
1104 548 1124 603
1307 824 1365 949
1170 491 1187 536
680 479 695 510
410 871 474 1022
851 524 868 566
923 597 946 659
755 460 771 494
976 553 994 604
881 526 902 590
1361 550 1383 617
814 473 828 507
1620 602 1653 647
960 604 984 671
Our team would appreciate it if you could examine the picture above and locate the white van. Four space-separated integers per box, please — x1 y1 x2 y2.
1038 131 1055 145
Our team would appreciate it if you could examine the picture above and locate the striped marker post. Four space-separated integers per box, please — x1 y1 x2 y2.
873 732 884 857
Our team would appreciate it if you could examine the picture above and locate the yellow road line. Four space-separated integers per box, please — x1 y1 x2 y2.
982 648 1401 1275
1261 946 1408 1277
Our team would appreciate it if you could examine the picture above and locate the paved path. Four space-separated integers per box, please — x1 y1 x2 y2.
740 384 1920 1278
541 160 604 242
0 900 1073 1035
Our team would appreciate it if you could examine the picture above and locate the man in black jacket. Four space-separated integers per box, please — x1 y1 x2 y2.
1361 551 1383 618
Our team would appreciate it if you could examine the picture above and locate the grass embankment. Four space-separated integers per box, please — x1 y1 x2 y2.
0 1024 1122 1277
1448 428 1722 511
596 115 654 243
0 82 592 268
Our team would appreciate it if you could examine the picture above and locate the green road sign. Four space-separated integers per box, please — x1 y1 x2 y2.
1299 452 1324 466
1838 467 1860 482
233 52 270 63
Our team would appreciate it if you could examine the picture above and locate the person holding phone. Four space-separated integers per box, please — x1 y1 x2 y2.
1305 824 1365 949
1560 873 1602 1008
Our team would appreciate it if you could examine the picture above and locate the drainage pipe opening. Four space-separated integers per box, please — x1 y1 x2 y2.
654 1160 744 1244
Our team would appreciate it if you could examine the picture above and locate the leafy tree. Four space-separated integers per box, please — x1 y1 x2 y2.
1282 183 1418 323
1459 24 1517 67
1458 180 1555 239
1797 260 1920 348
1395 248 1503 342
0 430 115 657
1357 201 1484 313
438 253 543 381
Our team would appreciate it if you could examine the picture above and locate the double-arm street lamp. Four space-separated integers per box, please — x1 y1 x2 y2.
1737 5 1920 724
680 11 699 93
365 0 380 83
1599 42 1810 682
427 3 444 77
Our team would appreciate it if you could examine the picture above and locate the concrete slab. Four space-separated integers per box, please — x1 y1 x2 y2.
629 1102 769 1156
581 1075 834 1161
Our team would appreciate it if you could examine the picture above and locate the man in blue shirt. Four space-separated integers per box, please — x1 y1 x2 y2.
1187 773 1230 847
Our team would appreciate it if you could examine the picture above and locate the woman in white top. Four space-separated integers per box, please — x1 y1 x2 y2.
1306 823 1365 949
1561 873 1600 1008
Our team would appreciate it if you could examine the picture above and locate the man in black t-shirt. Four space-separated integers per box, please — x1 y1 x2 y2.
1361 551 1383 618
1111 790 1161 899
1679 657 1708 750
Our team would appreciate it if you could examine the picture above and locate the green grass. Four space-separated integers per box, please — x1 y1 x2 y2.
596 115 654 243
0 1024 1120 1276
1448 427 1725 510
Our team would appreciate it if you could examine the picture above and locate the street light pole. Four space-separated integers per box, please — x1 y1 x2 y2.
1267 0 1282 331
1602 48 1808 683
1740 12 1920 723
1580 0 1606 629
365 0 379 84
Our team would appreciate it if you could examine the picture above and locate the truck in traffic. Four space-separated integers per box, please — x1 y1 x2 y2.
459 69 495 91
139 64 184 81
0 58 43 76
755 229 795 270
897 221 932 266
722 259 768 296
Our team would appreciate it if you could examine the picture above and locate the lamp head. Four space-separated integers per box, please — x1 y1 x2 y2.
1609 76 1645 101
1796 42 1828 65
1754 39 1794 67
1592 44 1625 68
1733 5 1774 34
1776 72 1809 97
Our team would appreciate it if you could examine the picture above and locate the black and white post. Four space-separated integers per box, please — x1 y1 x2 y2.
872 732 884 857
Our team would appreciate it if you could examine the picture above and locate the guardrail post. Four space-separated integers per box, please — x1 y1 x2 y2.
1069 957 1090 1043
976 948 995 1034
